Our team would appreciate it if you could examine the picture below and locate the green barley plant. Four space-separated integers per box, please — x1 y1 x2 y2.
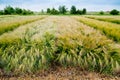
85 15 120 24
0 16 55 46
55 31 120 74
0 16 120 76
54 16 120 74
73 16 120 42
0 27 56 75
0 15 46 35
0 15 17 21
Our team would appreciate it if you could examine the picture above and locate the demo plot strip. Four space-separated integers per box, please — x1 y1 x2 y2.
0 15 47 35
73 16 120 42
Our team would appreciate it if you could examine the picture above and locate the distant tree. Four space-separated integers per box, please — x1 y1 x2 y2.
22 9 27 15
41 9 44 14
0 10 4 15
50 8 59 15
15 7 22 14
110 9 119 15
82 8 86 14
99 11 104 15
47 8 51 13
1 6 33 15
21 9 33 15
4 6 15 14
70 6 77 14
76 9 82 15
58 5 67 14
27 10 33 14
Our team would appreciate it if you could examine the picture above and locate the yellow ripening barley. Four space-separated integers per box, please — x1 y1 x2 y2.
0 16 52 44
56 16 120 73
112 61 120 74
85 15 120 24
73 16 120 42
0 15 18 21
0 15 46 35
0 16 120 75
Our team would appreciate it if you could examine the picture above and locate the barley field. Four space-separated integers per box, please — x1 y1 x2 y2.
73 16 120 42
85 15 120 24
0 15 120 80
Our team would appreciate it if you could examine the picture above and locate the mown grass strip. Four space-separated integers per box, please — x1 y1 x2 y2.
85 16 120 24
0 16 47 35
73 16 120 42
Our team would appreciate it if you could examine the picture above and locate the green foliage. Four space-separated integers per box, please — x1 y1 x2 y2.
76 10 83 15
86 15 120 24
70 6 87 15
50 8 59 15
40 9 44 14
74 16 120 42
0 10 4 15
0 16 120 76
110 9 119 15
0 30 56 74
46 8 59 15
47 8 51 13
46 5 87 15
100 11 104 15
58 5 67 14
70 6 77 14
55 30 120 74
15 7 22 14
0 16 46 35
1 26 120 75
82 8 87 14
1 6 33 15
22 9 33 15
4 6 15 15
46 6 67 15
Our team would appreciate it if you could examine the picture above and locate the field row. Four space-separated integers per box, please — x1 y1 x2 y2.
73 16 120 42
0 16 57 45
85 15 120 24
0 16 120 75
0 15 47 35
0 15 15 19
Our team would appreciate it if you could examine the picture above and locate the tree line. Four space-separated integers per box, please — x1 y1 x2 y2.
46 5 119 15
0 5 119 15
100 9 119 15
46 5 87 15
0 6 34 15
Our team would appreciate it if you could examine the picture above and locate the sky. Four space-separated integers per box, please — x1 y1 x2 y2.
0 0 120 11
